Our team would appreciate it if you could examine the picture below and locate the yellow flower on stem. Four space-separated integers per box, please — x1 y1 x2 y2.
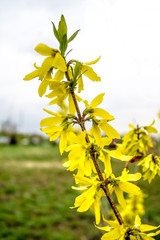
23 43 67 97
116 121 157 158
72 174 104 225
40 108 76 154
34 43 67 75
97 218 126 240
84 93 114 120
77 56 101 93
107 169 141 207
64 130 113 177
83 93 120 145
138 154 160 183
63 131 97 176
98 215 160 240
46 81 68 108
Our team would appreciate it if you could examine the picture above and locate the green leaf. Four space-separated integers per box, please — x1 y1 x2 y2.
68 29 80 43
74 61 81 80
58 15 67 41
65 49 73 57
51 21 60 42
60 34 68 56
70 66 74 79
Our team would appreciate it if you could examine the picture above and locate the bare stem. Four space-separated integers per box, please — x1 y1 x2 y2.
125 155 143 169
65 66 124 225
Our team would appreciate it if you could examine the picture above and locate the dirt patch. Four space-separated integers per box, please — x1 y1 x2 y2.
3 160 64 169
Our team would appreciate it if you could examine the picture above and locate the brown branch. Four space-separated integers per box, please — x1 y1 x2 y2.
90 150 124 225
65 64 124 225
125 155 143 169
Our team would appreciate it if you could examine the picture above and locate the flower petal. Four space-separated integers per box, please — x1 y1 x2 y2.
68 93 76 115
140 224 160 232
119 182 141 195
94 108 114 120
40 117 62 127
23 69 40 80
109 151 133 162
43 108 61 117
53 52 67 72
38 79 49 97
77 197 95 212
59 131 67 155
53 70 65 81
91 124 102 147
39 57 55 80
34 43 56 56
104 153 112 177
81 65 101 81
90 93 105 108
78 75 84 93
94 197 101 225
135 215 141 226
84 56 101 65
101 229 121 240
115 187 126 207
99 122 120 139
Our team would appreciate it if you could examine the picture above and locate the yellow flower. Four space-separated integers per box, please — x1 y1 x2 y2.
77 56 101 93
72 174 104 225
98 215 160 240
64 130 113 177
83 93 120 145
129 215 160 240
34 43 67 75
97 219 126 240
84 93 114 120
63 131 97 176
108 169 141 207
45 80 68 108
116 121 157 158
138 154 160 183
40 108 76 154
23 43 67 97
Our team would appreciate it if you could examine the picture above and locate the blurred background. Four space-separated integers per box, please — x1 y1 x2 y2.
0 0 160 239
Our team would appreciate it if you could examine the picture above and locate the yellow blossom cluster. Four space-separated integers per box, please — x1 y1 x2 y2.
116 122 160 182
116 121 157 157
138 154 160 183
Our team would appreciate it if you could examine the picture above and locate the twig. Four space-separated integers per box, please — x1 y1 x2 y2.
65 64 124 225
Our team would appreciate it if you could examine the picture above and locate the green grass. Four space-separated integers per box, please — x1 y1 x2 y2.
0 144 160 239
0 144 62 162
0 145 101 240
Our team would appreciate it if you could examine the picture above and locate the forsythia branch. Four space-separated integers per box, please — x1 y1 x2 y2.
66 62 124 225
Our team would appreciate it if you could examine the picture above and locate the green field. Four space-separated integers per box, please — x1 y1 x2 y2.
0 145 160 240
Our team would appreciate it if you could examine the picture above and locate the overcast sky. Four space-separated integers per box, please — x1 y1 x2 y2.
0 0 160 136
